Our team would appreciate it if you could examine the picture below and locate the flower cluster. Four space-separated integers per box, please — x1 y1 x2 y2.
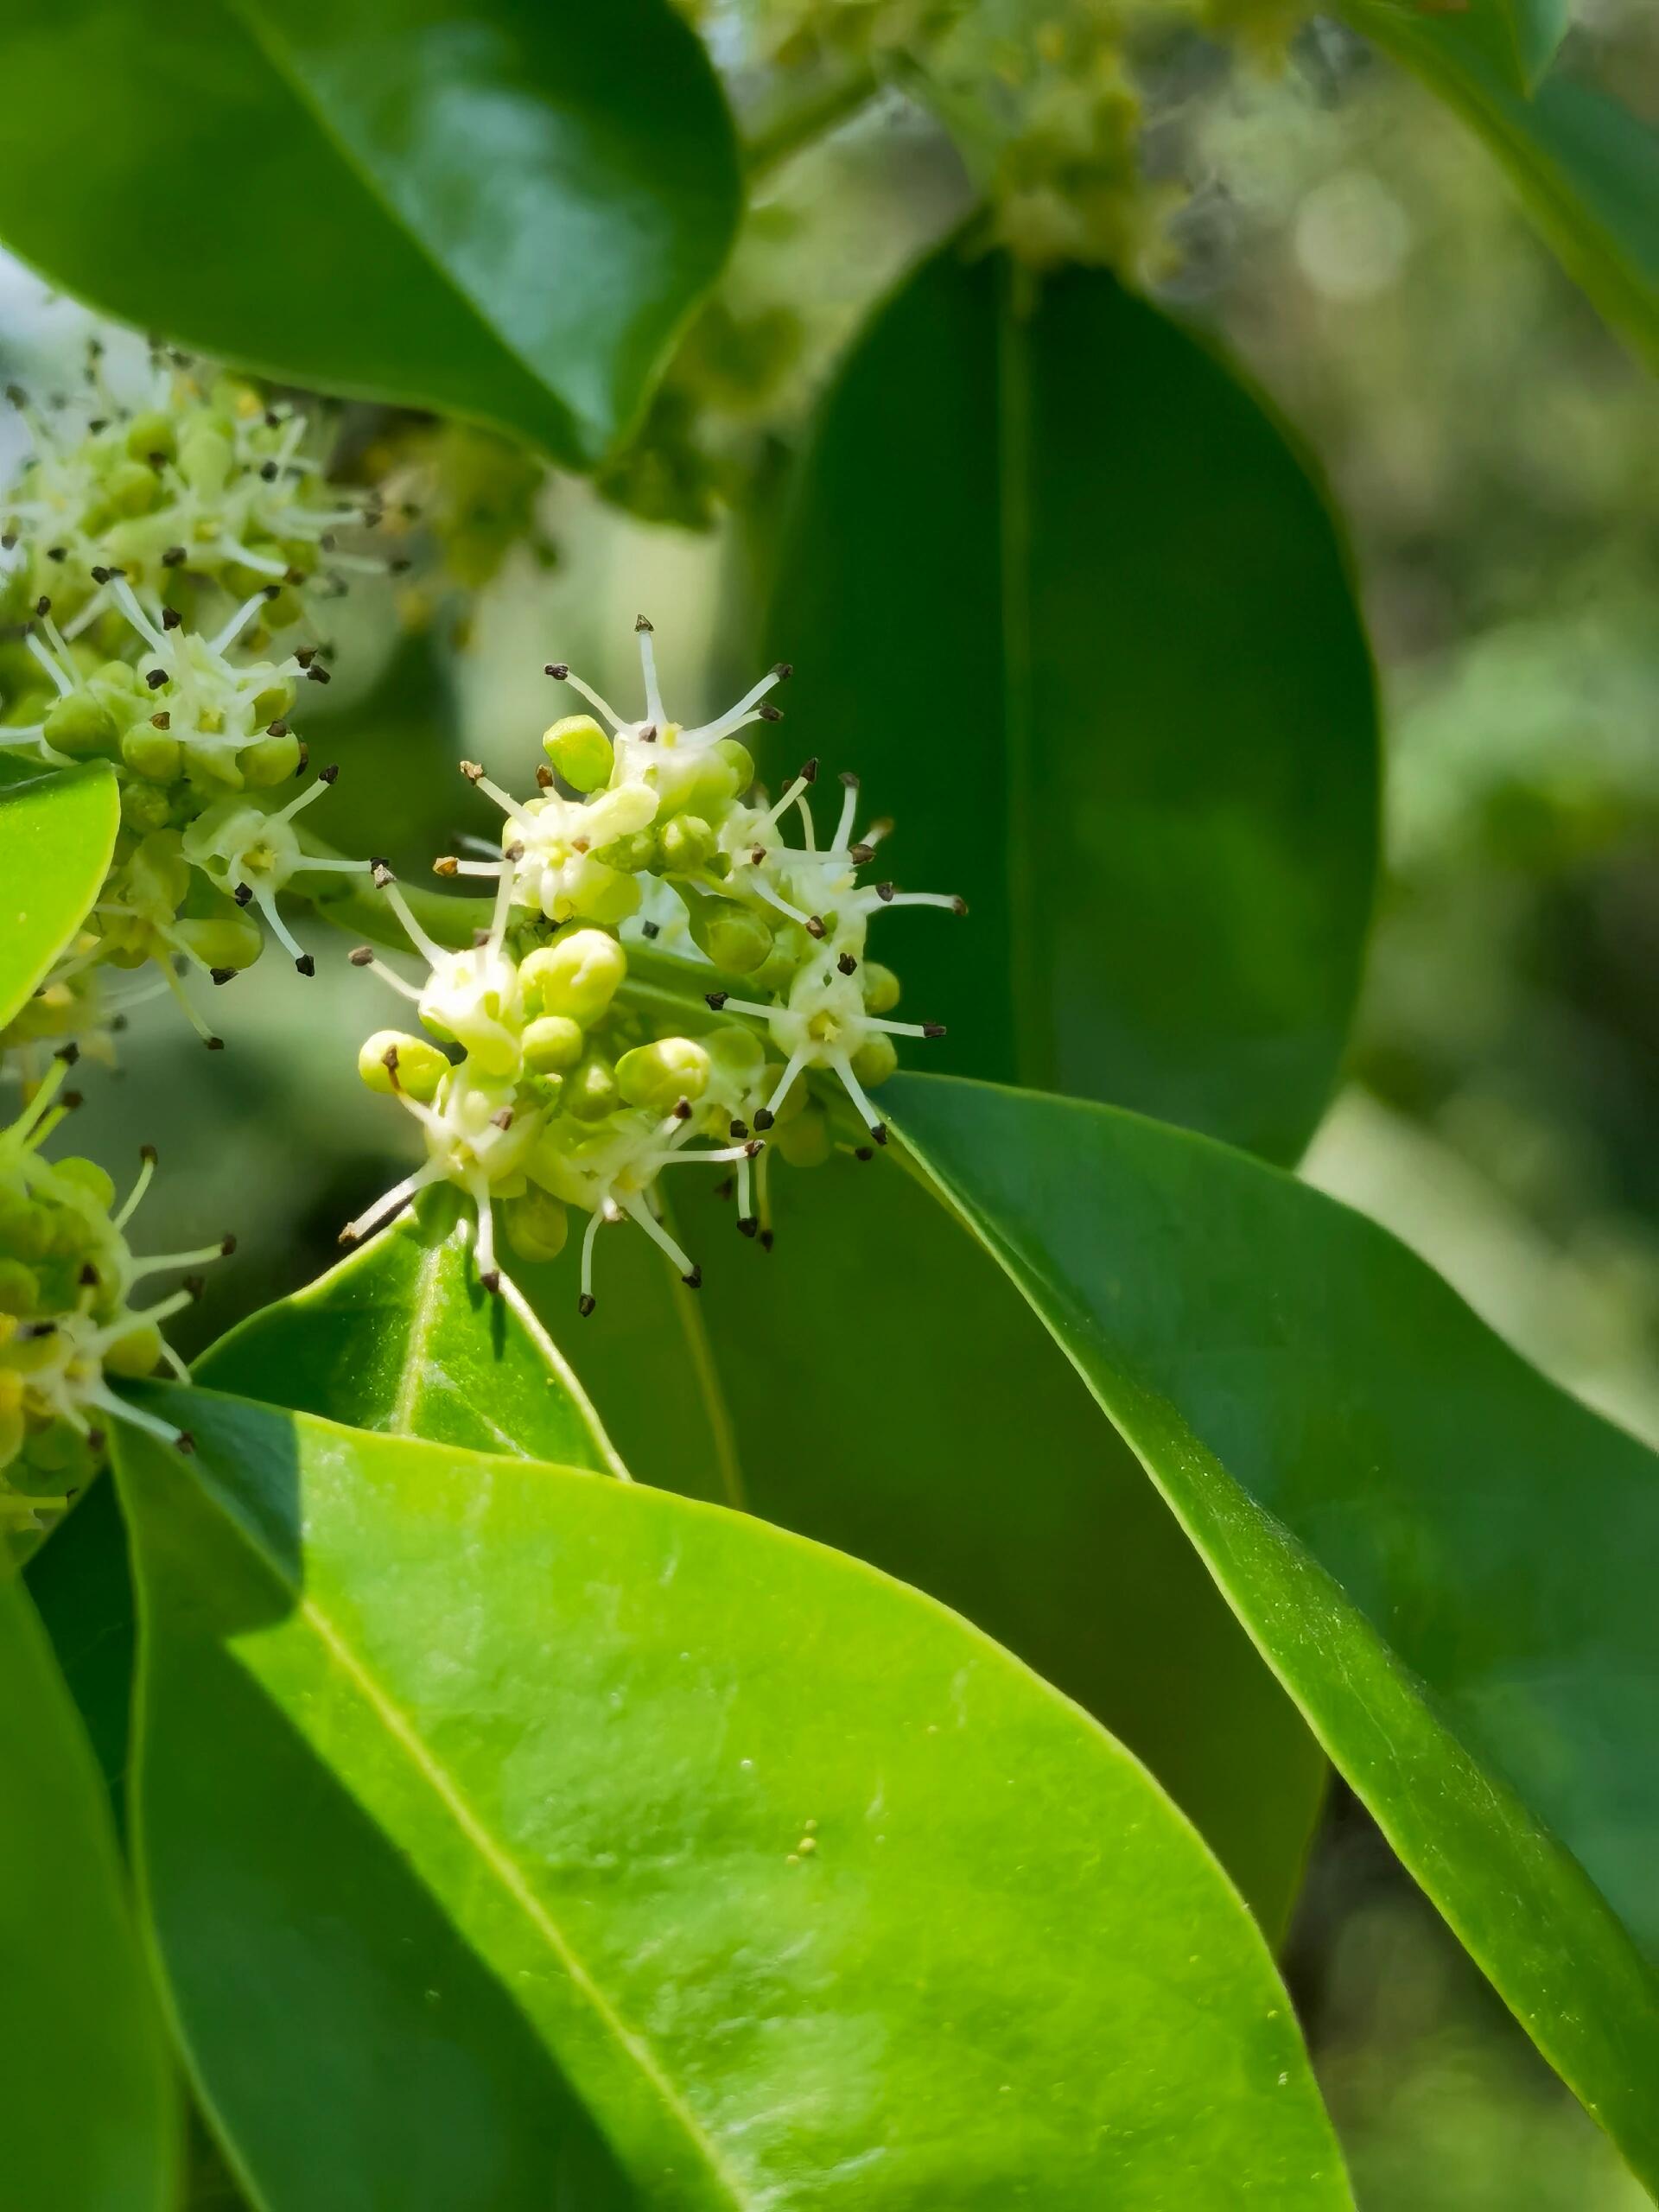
1 355 388 1061
347 620 962 1310
1 1052 229 1544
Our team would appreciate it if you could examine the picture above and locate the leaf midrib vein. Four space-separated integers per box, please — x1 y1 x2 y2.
200 1462 751 2208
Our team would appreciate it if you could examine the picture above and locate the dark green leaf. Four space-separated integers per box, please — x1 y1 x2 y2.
0 1568 178 2210
0 0 741 465
1346 5 1659 365
769 242 1378 1165
197 1192 624 1470
0 760 118 1029
890 1068 1659 2187
116 1385 1350 2209
1441 0 1571 94
563 1156 1326 1942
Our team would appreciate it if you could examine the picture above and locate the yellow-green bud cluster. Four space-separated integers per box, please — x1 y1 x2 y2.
1 349 386 631
0 1056 230 1548
348 622 962 1309
1 363 381 1058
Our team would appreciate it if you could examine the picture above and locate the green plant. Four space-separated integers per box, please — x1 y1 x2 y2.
0 0 1655 2203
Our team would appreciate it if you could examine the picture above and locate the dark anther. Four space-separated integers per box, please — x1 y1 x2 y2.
206 1037 226 1052
209 966 235 986
642 919 660 939
545 663 569 680
161 606 182 630
151 711 171 730
837 953 858 976
319 762 340 785
950 894 969 915
849 842 874 865
349 945 374 967
183 1274 207 1300
753 1107 775 1132
805 915 827 940
259 461 279 481
295 955 316 978
772 662 793 680
79 1262 99 1287
760 1229 775 1252
634 613 654 632
738 1217 759 1238
729 1120 748 1139
923 1021 946 1038
90 564 111 584
305 663 331 684
578 1293 597 1318
855 1145 874 1162
61 1090 83 1109
59 1042 80 1066
175 1432 196 1456
480 1269 501 1295
673 1097 693 1121
146 668 168 690
492 1109 513 1130
799 757 819 784
162 545 186 567
35 595 51 616
140 1142 158 1165
704 991 729 1011
371 862 394 888
233 883 253 906
876 880 895 902
757 703 783 722
870 1124 888 1146
535 765 555 790
220 1235 238 1256
682 1265 702 1290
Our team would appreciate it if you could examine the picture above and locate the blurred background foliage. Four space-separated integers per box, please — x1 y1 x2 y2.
3 0 1655 2197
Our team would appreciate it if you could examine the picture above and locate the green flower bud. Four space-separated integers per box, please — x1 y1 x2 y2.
616 1037 710 1114
121 726 182 782
106 459 163 518
103 1323 165 1380
566 1052 620 1122
179 425 234 496
120 780 175 833
775 1106 831 1169
0 1260 40 1318
714 736 754 792
503 1187 569 1265
590 830 658 878
851 1033 899 1088
522 1014 584 1073
571 863 641 927
241 730 302 787
259 586 305 632
251 676 296 726
686 891 772 974
172 910 264 972
658 814 715 874
861 962 901 1014
542 714 613 792
705 1025 766 1092
357 1030 449 1103
23 1415 91 1472
520 931 626 1025
124 410 178 464
126 830 190 916
42 693 121 760
0 1194 54 1262
52 1157 117 1212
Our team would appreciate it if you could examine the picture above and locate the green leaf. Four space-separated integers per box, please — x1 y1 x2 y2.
889 1068 1659 2188
567 1158 1327 1942
0 760 119 1030
28 1192 624 1834
769 241 1378 1166
115 1386 1350 2209
1345 5 1659 365
0 0 741 466
0 1568 178 2210
1439 0 1571 94
196 1192 625 1471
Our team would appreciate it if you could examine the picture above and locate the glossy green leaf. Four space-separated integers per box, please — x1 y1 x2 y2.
28 1191 623 1836
0 1568 177 2210
116 1385 1350 2209
1346 4 1659 365
769 241 1378 1166
197 1192 624 1471
889 1069 1659 2187
557 1157 1326 1942
0 0 741 465
0 760 119 1029
1440 0 1571 94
